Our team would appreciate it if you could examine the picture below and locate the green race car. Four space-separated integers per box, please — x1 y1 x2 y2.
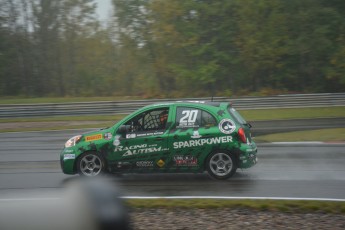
60 101 257 180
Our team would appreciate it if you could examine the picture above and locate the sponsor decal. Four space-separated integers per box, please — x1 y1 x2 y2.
136 131 164 138
116 161 131 169
85 134 103 142
115 144 148 152
157 159 165 168
63 154 75 160
64 149 73 153
173 136 232 149
177 123 199 128
126 133 136 139
218 119 236 134
104 132 113 140
136 161 154 167
122 146 168 156
126 132 164 139
115 144 168 156
174 155 198 166
113 135 121 146
191 130 202 139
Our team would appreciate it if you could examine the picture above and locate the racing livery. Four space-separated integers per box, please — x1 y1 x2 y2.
60 101 258 179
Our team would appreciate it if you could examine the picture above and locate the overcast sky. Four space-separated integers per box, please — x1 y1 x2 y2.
96 0 113 21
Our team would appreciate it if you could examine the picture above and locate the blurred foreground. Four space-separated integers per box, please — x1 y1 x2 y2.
0 178 130 230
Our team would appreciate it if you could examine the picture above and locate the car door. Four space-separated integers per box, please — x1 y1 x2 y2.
167 106 220 172
110 106 171 172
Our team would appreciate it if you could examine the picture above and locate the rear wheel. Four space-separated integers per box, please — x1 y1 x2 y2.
206 151 237 180
77 152 106 177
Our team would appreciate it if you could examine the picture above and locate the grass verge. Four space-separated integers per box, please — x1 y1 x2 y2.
239 106 345 121
0 123 114 133
0 115 125 123
0 96 141 104
125 199 345 214
254 128 345 142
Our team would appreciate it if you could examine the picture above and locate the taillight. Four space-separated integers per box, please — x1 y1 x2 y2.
238 128 247 143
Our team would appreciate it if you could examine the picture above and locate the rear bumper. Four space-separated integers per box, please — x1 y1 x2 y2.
238 141 258 168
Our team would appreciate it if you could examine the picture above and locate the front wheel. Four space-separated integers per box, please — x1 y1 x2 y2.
206 151 237 180
76 152 106 177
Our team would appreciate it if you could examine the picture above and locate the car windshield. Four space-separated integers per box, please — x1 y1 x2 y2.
228 107 247 125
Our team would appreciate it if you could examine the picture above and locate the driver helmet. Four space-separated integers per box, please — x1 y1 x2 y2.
159 110 168 124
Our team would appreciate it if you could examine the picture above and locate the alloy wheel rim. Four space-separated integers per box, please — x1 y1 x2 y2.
80 154 102 176
209 153 233 177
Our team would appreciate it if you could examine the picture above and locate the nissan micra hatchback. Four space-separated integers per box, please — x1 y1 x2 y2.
60 101 257 180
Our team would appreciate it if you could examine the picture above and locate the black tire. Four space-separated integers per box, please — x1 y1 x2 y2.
206 151 237 180
76 152 106 177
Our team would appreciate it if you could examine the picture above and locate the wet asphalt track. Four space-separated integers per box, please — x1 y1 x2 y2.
0 130 345 200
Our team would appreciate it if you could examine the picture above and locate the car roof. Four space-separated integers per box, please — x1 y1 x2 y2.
150 101 230 108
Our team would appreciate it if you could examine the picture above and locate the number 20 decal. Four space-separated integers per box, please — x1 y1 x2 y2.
180 110 198 123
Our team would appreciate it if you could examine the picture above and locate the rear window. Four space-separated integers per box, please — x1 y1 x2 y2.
228 107 247 125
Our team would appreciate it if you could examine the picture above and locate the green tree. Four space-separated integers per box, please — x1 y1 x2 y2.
1 0 344 98
30 0 62 96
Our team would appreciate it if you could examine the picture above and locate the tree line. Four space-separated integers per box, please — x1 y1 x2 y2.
0 0 344 98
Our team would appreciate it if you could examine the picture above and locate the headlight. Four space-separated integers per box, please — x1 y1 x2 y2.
65 135 82 148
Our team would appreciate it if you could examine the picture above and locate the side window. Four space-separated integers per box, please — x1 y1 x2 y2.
143 109 168 130
176 107 217 128
125 108 169 133
201 110 217 127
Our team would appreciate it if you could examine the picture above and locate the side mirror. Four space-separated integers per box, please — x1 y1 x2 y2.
118 125 129 134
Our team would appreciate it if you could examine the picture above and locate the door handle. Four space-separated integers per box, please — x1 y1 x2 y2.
155 137 164 141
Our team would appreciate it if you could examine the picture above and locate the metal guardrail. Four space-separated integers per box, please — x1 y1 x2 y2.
0 93 344 118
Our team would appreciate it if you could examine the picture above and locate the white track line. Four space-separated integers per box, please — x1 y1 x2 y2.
3 196 345 202
122 196 345 202
0 198 61 202
272 141 324 145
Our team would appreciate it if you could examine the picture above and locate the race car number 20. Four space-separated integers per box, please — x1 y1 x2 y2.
180 110 198 123
178 110 199 128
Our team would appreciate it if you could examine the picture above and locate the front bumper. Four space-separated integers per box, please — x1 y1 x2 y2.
60 148 77 175
238 141 258 168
